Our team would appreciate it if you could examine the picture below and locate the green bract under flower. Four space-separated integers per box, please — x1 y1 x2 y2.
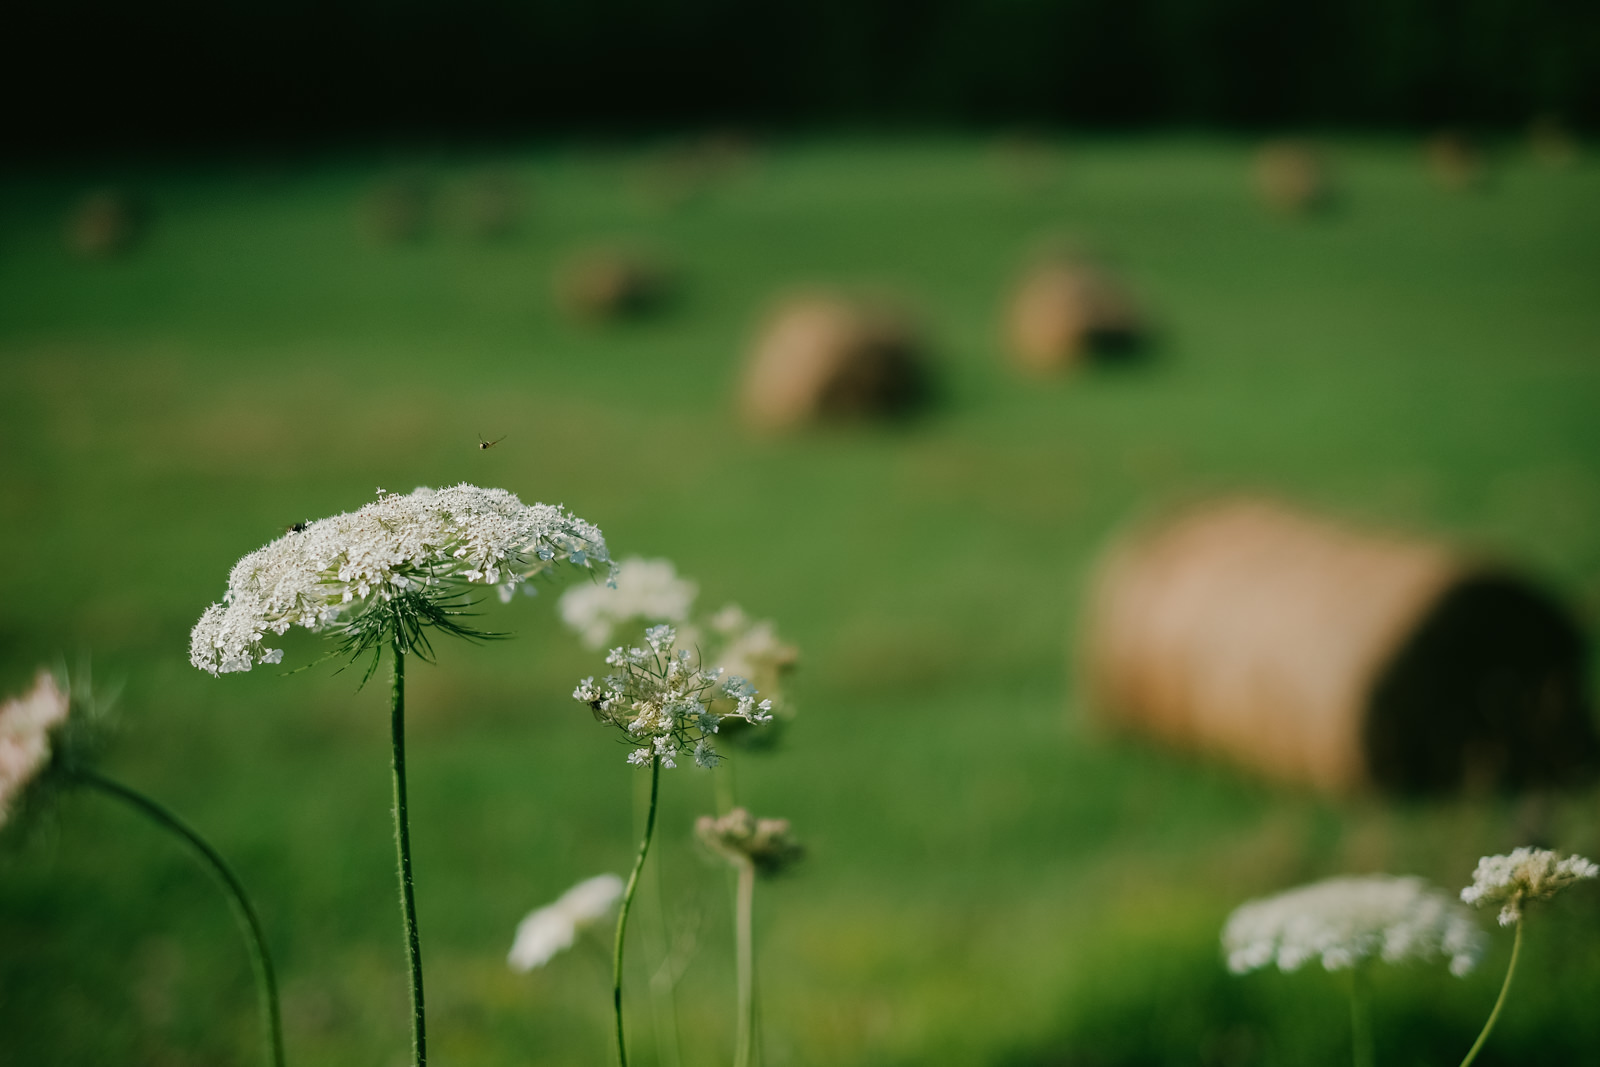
190 484 611 676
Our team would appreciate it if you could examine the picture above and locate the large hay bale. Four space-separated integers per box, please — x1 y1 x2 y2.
1084 499 1597 794
739 294 929 429
1004 258 1147 375
67 190 146 258
555 250 675 322
361 176 435 243
1253 141 1334 215
1425 132 1488 192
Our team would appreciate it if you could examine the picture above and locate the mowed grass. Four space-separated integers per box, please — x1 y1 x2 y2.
2 136 1600 1066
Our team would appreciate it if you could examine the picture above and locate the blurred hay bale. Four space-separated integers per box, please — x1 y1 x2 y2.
361 176 435 243
739 293 930 429
1083 498 1598 794
66 189 147 258
1004 256 1148 375
462 170 524 240
633 132 758 213
556 249 675 322
1425 131 1488 192
1253 141 1334 215
1528 115 1579 169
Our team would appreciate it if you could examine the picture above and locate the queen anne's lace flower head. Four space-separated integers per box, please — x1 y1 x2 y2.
0 672 71 828
190 484 612 676
507 873 625 971
1460 848 1599 926
706 604 798 719
696 807 804 876
559 557 698 650
1223 875 1485 977
575 624 773 769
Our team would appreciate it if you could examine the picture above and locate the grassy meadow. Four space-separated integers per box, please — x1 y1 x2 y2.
2 136 1600 1066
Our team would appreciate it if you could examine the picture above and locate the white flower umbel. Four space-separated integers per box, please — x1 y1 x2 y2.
1223 875 1485 978
575 624 773 770
508 873 625 972
0 671 70 828
706 604 798 721
1461 848 1599 927
559 557 698 650
189 484 612 676
1455 847 1599 1067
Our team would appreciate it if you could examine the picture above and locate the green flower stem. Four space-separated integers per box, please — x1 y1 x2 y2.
1349 964 1373 1067
733 858 756 1067
1459 918 1523 1067
614 756 662 1067
76 770 285 1067
390 644 427 1067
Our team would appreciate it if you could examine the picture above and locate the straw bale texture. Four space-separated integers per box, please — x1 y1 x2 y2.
1084 499 1597 794
739 294 928 429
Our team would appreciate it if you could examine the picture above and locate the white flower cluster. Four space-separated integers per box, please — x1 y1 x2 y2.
559 556 698 649
507 873 624 971
696 807 804 875
705 603 797 717
190 484 611 675
574 624 773 769
0 672 71 828
1223 875 1485 977
1460 847 1599 926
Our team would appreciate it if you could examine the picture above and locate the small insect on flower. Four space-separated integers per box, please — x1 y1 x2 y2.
478 435 506 450
285 522 309 534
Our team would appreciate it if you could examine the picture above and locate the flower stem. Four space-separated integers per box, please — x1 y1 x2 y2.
614 756 661 1067
733 859 756 1067
1349 964 1373 1067
1459 918 1523 1067
390 644 427 1067
76 770 285 1067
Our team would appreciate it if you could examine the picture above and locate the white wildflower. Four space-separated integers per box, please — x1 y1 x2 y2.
576 623 772 768
189 484 611 675
0 672 71 828
559 557 698 649
1223 875 1485 977
1461 847 1599 926
507 873 625 971
696 808 804 875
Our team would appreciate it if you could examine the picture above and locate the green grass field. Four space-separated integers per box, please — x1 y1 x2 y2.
3 136 1599 1066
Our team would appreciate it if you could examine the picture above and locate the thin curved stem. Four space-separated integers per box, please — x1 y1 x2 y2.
614 756 661 1067
1349 964 1373 1067
390 645 427 1067
76 770 285 1067
1459 918 1523 1067
733 859 756 1067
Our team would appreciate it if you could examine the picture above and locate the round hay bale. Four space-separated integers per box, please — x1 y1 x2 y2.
1084 499 1597 794
1528 115 1579 169
739 294 929 429
555 250 675 322
1252 141 1333 215
1004 258 1147 375
1425 132 1487 192
67 190 146 258
361 177 434 243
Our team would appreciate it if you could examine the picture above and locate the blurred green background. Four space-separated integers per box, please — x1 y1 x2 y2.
3 136 1600 1066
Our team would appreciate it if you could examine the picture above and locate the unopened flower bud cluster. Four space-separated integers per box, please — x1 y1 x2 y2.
696 807 804 875
191 484 612 676
574 624 772 769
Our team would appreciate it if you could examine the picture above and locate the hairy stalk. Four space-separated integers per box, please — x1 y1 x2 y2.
614 756 662 1067
1349 964 1373 1067
1459 918 1523 1067
734 859 756 1067
77 770 285 1067
390 644 427 1067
